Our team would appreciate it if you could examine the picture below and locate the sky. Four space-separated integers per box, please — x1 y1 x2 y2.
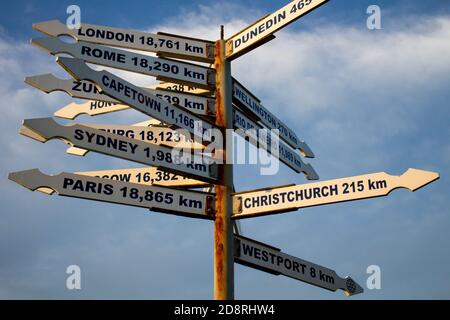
0 0 449 300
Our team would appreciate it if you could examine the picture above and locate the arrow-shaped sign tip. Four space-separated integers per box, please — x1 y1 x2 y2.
8 168 51 192
401 168 440 192
54 103 80 120
56 57 93 82
343 277 364 296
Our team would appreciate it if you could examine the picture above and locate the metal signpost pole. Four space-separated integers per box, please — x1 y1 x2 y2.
214 26 234 300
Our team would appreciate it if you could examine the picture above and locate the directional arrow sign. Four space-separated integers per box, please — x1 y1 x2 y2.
64 119 159 155
76 167 210 188
32 37 215 89
56 91 215 125
233 169 440 218
226 0 329 59
33 167 209 194
234 108 318 180
25 74 216 118
233 80 312 156
19 125 88 157
55 101 130 120
234 235 363 296
33 20 215 63
55 57 216 142
9 169 214 219
22 117 218 183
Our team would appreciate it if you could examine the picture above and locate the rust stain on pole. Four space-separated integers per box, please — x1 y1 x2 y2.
213 35 234 300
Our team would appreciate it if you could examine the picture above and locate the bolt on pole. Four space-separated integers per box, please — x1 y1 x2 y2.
213 26 234 300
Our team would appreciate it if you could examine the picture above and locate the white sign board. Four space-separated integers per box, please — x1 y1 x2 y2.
33 37 215 89
226 0 329 59
233 169 440 218
20 121 205 157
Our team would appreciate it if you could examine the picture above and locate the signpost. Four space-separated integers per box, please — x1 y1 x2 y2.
32 37 215 89
235 235 363 296
55 57 216 142
9 0 440 300
22 117 218 183
233 169 440 218
33 20 215 63
9 169 214 218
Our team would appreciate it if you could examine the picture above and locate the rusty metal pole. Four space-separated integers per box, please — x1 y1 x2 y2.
213 26 234 300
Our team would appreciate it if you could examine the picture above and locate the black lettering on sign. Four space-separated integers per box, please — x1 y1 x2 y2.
243 184 340 209
72 81 101 94
183 68 204 80
234 11 287 49
62 177 114 195
78 28 135 43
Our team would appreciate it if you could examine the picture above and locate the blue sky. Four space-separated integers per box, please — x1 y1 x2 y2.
0 0 449 299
